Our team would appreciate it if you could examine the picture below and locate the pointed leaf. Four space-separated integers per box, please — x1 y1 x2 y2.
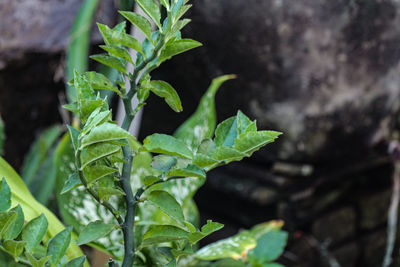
168 164 205 178
67 126 80 152
47 226 72 266
195 231 256 261
111 30 144 55
4 205 24 240
81 142 121 169
82 109 112 135
90 54 127 74
0 177 11 211
77 221 116 245
60 172 82 195
85 165 117 185
119 11 154 41
147 190 185 223
234 131 282 155
3 240 26 259
83 71 121 96
188 220 224 244
100 45 133 64
149 81 182 112
247 231 288 263
143 134 193 159
136 0 161 28
80 123 131 149
236 110 252 135
0 211 17 239
142 225 189 246
214 117 237 147
22 214 48 253
160 0 170 9
174 75 235 149
160 39 202 62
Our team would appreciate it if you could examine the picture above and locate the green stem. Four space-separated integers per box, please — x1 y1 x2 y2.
119 36 165 267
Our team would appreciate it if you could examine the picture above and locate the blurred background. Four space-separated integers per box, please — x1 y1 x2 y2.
1 0 400 266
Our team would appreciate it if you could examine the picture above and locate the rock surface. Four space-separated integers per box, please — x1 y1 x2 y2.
0 0 115 68
148 0 400 164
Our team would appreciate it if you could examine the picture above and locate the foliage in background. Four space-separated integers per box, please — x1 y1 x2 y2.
0 159 85 265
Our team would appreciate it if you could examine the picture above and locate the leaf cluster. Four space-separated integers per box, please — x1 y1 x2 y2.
0 178 85 267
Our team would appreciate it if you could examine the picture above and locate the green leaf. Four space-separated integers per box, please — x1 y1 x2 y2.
96 187 125 203
22 214 48 253
151 155 177 172
97 23 113 45
25 252 50 267
142 225 189 246
147 190 185 223
188 220 224 244
160 39 202 62
100 45 133 64
195 230 256 261
83 72 121 96
90 54 127 75
65 256 86 267
0 157 86 263
148 81 182 112
85 165 117 185
249 221 284 239
236 111 252 135
60 172 82 195
211 146 246 162
47 226 72 266
174 75 235 149
212 259 247 267
77 221 116 245
214 117 237 147
80 142 121 169
0 211 17 239
197 139 216 155
119 11 154 42
0 178 11 211
234 131 282 156
247 231 288 264
143 176 159 186
192 153 219 169
135 0 162 29
143 134 193 159
168 164 205 179
80 122 131 149
82 109 111 136
4 205 24 240
3 240 26 259
110 30 144 55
